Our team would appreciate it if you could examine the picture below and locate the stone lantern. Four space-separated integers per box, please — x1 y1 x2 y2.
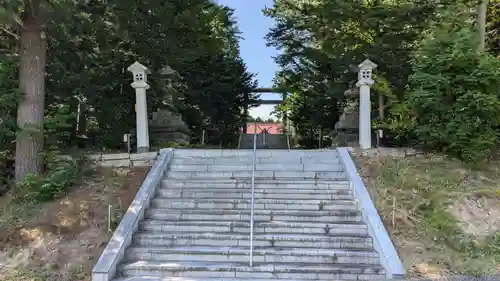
127 61 151 153
356 59 377 149
148 64 190 145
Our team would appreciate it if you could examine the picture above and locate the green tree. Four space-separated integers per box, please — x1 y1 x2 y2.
486 0 500 55
265 0 459 146
405 5 500 160
0 0 256 186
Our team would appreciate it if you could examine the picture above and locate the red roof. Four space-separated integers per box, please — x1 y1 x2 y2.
245 123 283 134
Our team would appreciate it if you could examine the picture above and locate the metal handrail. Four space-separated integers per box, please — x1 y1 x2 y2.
286 132 291 151
237 130 243 149
249 122 257 266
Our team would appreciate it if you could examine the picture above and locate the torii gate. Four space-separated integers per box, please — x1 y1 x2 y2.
242 87 290 134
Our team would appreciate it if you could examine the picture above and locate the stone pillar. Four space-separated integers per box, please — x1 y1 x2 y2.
127 61 151 153
356 59 377 150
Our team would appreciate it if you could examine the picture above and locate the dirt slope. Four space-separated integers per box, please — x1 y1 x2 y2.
0 167 149 281
354 153 500 278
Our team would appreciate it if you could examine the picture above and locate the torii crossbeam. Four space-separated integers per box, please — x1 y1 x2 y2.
242 87 289 133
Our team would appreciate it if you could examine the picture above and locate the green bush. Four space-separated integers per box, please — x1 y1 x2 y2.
405 9 500 161
155 141 219 149
14 155 89 203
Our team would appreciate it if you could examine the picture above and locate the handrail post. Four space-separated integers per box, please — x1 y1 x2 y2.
249 122 257 266
201 129 205 147
286 132 291 151
237 130 243 149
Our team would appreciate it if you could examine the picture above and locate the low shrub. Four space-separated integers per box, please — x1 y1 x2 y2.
14 154 90 203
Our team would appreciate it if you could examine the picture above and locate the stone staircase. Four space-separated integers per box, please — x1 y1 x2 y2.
107 149 390 281
239 133 288 149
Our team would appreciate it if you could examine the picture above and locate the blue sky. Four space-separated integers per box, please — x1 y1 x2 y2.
217 0 281 119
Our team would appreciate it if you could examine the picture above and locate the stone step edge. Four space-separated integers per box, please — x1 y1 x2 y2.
168 164 342 167
152 196 356 201
168 166 343 170
165 177 348 180
139 220 368 227
161 178 351 184
167 170 345 174
151 198 357 204
146 208 361 215
116 276 385 281
126 246 379 257
118 261 385 273
137 229 369 237
164 172 346 176
132 232 373 240
148 206 359 210
170 156 339 160
155 193 353 198
160 188 352 191
171 154 340 159
156 189 353 194
168 162 342 165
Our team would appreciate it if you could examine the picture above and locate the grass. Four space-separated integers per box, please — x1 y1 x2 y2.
0 268 50 281
355 153 500 277
0 199 38 244
0 267 84 281
0 191 85 281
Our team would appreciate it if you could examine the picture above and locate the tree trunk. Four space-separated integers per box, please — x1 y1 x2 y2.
478 0 489 52
15 1 47 181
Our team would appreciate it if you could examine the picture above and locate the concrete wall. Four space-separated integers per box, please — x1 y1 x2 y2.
59 152 158 167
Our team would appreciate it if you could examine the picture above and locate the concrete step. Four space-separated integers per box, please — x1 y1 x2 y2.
117 261 386 280
161 178 352 189
243 145 290 149
115 276 384 281
138 220 369 236
125 246 380 264
170 156 342 165
171 149 339 158
168 163 343 172
165 170 346 179
145 209 362 223
150 198 359 211
132 232 373 249
156 189 352 200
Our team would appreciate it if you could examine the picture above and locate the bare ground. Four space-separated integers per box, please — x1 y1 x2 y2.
0 167 149 281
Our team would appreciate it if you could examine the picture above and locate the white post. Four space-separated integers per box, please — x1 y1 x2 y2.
127 61 151 153
356 59 377 150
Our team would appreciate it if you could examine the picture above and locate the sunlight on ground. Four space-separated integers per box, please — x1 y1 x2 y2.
0 167 149 281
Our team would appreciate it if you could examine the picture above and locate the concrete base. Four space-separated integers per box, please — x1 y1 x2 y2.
137 146 149 153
